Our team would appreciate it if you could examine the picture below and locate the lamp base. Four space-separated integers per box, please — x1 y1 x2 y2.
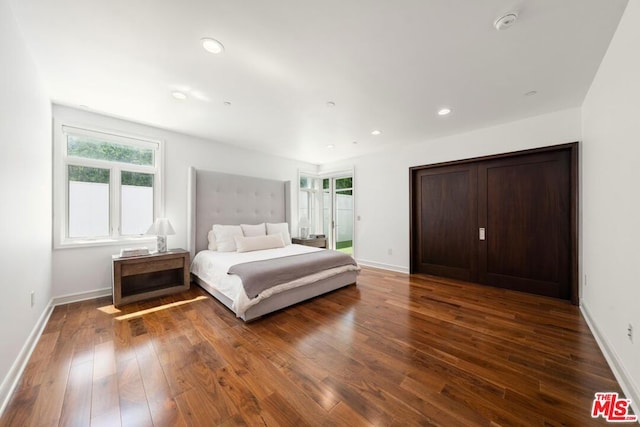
157 235 167 253
300 227 309 239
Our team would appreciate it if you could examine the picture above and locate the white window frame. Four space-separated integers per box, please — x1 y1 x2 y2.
297 171 323 236
53 122 164 249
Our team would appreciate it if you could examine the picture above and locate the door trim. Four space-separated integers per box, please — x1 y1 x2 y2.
409 142 579 304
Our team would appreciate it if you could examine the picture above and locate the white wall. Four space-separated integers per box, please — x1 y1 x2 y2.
581 0 639 408
322 108 581 272
52 105 317 297
0 0 52 407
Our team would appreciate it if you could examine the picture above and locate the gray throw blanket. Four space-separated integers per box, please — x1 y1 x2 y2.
228 250 357 299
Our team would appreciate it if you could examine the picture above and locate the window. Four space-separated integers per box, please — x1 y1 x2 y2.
298 174 318 234
54 125 163 247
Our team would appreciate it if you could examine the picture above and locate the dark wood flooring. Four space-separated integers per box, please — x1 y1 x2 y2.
0 267 627 426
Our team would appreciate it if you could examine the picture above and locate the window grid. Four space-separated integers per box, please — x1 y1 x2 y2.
55 124 163 248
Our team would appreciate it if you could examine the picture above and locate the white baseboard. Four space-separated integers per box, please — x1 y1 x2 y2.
356 259 409 274
581 303 640 421
52 287 111 306
0 301 54 416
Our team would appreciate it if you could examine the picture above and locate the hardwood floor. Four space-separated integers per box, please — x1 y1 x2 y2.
1 267 626 426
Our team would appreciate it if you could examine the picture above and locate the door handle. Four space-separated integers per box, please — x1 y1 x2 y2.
479 228 486 241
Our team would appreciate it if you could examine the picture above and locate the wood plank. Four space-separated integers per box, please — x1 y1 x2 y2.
26 331 74 426
93 340 117 381
173 386 223 426
117 350 153 427
91 373 120 423
134 336 186 426
0 385 39 427
59 360 93 427
0 267 628 426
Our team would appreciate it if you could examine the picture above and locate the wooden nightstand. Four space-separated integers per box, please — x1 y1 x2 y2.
112 249 190 307
292 237 327 248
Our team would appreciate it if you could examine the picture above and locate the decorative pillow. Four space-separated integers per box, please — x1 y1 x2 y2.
234 234 285 253
207 229 217 251
266 222 292 245
241 223 266 237
213 224 243 252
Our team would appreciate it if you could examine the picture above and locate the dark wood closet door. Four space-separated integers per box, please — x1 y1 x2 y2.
478 150 571 299
412 164 478 281
410 143 577 302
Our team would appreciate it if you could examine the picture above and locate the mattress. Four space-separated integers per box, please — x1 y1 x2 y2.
191 244 359 317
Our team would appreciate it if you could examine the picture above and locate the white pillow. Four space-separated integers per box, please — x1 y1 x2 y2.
207 229 217 251
241 223 266 237
213 224 243 252
266 222 292 245
234 234 285 253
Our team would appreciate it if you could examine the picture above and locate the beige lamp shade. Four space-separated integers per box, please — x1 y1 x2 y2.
146 218 176 236
146 218 175 252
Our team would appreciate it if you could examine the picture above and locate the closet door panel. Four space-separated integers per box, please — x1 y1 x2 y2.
478 151 571 299
413 165 477 280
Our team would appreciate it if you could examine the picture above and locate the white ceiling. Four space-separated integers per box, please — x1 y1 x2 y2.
8 0 628 164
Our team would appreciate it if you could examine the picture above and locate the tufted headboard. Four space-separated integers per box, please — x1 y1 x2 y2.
187 167 291 256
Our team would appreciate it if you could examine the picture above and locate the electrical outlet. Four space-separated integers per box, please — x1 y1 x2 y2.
30 291 35 307
628 324 633 343
387 248 392 255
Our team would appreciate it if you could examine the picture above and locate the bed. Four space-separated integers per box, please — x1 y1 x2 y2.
187 167 358 321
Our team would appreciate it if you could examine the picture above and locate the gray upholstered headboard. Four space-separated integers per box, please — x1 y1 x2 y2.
187 167 291 256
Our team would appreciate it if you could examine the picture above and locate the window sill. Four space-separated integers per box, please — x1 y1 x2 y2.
54 236 157 250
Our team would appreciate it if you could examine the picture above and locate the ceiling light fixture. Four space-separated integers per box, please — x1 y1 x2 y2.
201 38 225 54
494 13 518 31
371 130 382 136
326 101 336 107
525 90 538 97
223 101 232 106
172 91 187 100
437 107 452 116
327 144 335 149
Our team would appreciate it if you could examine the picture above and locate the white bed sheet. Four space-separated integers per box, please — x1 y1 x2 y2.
191 244 359 317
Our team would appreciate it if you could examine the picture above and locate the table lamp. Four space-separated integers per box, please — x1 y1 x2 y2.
146 218 175 253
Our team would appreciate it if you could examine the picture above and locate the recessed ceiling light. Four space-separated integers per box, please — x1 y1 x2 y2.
525 90 538 97
371 130 382 136
494 13 518 31
172 91 187 100
352 141 358 145
326 101 336 107
437 107 452 116
327 144 335 149
223 101 232 106
201 38 224 54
